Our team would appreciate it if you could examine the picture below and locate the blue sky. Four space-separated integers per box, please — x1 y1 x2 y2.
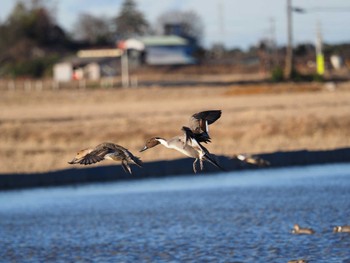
1 0 350 49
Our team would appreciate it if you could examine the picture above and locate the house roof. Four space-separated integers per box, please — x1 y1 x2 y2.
59 56 115 68
139 35 188 46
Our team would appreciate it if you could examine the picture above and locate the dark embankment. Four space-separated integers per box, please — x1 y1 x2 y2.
1 148 350 191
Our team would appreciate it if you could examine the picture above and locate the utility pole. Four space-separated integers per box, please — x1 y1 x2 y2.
315 21 325 76
285 0 293 79
121 50 129 88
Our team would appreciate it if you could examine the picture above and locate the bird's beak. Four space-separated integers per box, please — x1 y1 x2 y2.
139 146 148 152
68 158 77 164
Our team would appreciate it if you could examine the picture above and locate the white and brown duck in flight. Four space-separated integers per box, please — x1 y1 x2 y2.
140 110 224 173
68 142 142 174
232 154 270 167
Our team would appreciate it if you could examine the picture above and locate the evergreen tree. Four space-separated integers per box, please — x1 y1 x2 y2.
0 0 68 77
115 0 149 39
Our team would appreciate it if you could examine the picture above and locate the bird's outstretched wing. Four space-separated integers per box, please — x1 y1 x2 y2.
188 110 221 143
77 144 112 165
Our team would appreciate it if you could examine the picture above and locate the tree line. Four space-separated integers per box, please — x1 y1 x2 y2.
0 0 203 78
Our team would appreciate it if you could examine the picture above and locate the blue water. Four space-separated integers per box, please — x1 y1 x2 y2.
1 164 350 262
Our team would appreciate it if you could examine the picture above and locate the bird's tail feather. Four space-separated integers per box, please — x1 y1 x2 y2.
121 160 132 174
130 154 143 167
204 154 225 171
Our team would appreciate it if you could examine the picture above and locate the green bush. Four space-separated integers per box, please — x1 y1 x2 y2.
271 66 284 82
312 73 324 82
3 55 59 78
291 70 324 82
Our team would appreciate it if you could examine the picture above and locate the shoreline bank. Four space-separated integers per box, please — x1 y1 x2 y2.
1 147 349 191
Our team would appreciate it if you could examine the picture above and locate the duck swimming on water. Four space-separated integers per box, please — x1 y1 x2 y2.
140 110 224 173
68 142 142 174
291 224 315 235
333 225 350 233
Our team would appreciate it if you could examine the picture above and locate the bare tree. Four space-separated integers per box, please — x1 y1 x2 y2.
73 13 113 45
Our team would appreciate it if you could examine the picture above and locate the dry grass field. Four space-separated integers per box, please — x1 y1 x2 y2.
1 81 350 174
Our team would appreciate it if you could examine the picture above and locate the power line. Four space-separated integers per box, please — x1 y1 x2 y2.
303 7 350 13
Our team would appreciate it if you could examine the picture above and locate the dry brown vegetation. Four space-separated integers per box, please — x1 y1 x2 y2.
1 81 350 174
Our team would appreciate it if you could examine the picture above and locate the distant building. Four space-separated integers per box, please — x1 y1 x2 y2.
53 62 73 82
164 23 185 37
53 35 196 81
122 35 195 66
53 49 122 82
142 35 195 65
163 23 199 57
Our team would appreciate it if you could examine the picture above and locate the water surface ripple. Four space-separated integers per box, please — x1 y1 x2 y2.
1 164 350 262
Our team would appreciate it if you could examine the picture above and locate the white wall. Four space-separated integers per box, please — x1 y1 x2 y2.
53 63 73 82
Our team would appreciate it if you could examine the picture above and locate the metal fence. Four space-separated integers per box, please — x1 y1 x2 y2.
0 73 270 91
0 77 127 91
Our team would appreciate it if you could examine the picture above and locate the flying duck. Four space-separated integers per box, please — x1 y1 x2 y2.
232 154 270 167
68 142 142 174
140 110 223 173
